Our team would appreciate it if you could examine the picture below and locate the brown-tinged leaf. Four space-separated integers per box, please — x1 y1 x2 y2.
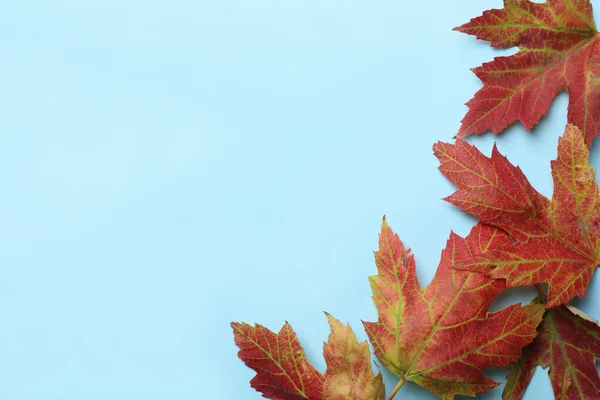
232 314 384 400
503 300 600 400
363 219 544 399
323 314 386 400
455 0 600 146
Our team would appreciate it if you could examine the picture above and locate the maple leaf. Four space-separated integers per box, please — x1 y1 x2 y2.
503 298 600 400
231 313 385 400
434 124 600 307
455 0 600 147
363 219 544 400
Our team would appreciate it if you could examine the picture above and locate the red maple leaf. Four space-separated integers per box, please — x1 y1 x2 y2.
503 300 600 400
434 124 600 307
231 313 385 400
455 0 600 147
363 219 544 399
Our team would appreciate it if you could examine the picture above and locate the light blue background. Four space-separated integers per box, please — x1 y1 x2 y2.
0 0 596 399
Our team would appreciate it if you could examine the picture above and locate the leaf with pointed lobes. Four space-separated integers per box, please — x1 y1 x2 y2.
363 219 544 400
503 298 600 400
435 124 600 307
231 313 385 400
455 0 600 147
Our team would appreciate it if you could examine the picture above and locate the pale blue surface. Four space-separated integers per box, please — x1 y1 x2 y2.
0 0 596 398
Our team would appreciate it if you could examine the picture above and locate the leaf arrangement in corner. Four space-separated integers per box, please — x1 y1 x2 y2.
435 124 600 399
232 0 600 399
232 221 544 399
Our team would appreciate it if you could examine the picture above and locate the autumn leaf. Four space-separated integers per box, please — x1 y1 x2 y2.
503 298 600 400
455 0 600 147
322 315 386 399
231 313 385 400
434 124 600 307
363 219 544 400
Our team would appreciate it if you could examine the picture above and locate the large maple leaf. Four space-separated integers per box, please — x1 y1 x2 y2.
434 124 600 307
455 0 600 147
503 298 600 400
363 219 544 400
231 313 385 400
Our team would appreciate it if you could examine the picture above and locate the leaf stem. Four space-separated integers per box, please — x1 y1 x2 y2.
388 378 406 400
535 283 545 296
